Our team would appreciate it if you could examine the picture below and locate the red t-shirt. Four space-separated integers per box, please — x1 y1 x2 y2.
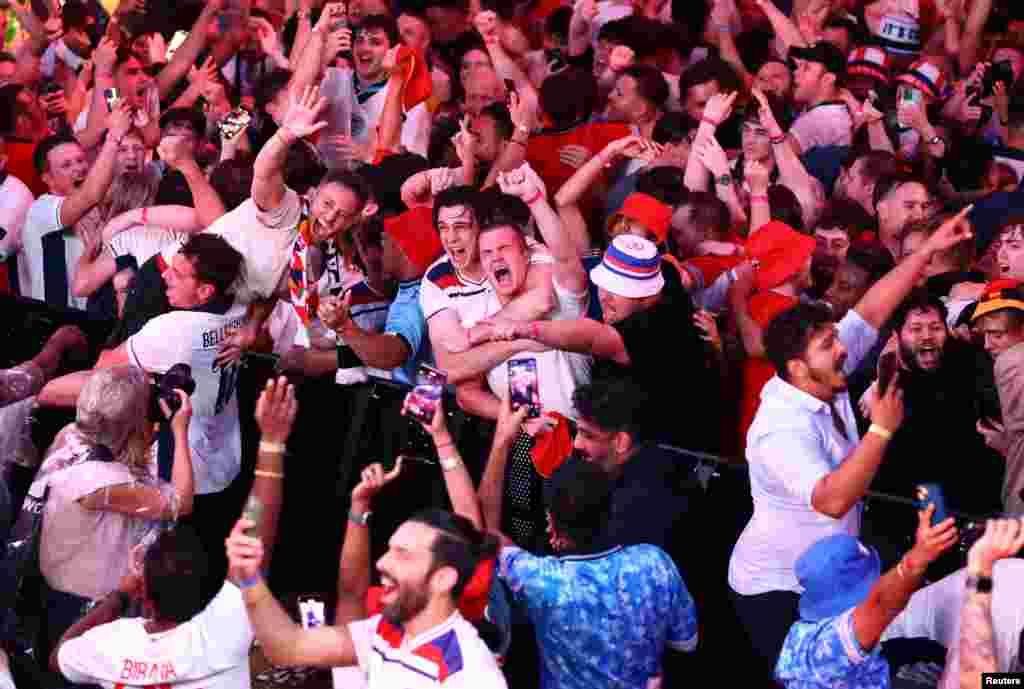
526 122 632 197
737 292 800 453
6 140 47 198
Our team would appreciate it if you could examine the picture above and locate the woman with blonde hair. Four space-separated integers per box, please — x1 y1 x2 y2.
31 365 194 662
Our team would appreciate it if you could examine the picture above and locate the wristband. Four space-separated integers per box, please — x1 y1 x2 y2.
349 509 372 526
529 321 540 340
237 574 262 590
868 423 893 441
750 194 770 204
254 469 284 480
259 440 287 454
701 116 720 128
141 207 149 225
524 190 544 206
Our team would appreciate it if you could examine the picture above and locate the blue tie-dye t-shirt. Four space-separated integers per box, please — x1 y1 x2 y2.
776 608 891 689
498 544 697 689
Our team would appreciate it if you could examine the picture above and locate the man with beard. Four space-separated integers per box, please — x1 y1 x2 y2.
226 504 507 687
864 289 1004 561
727 208 975 685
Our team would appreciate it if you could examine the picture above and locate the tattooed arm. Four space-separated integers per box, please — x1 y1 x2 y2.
959 518 1024 689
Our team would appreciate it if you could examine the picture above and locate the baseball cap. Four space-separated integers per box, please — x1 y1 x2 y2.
589 235 665 299
789 41 847 81
614 192 672 244
796 534 881 622
971 281 1024 321
744 221 817 291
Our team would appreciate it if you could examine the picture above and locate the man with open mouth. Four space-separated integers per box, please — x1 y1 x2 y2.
865 288 1005 567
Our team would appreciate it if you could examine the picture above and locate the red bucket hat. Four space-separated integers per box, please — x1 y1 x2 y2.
615 193 672 244
745 221 817 291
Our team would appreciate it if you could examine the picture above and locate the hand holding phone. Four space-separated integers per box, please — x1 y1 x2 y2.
508 357 541 418
915 483 949 526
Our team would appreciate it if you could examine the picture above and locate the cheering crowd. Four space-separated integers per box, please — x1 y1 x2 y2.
2 0 1024 686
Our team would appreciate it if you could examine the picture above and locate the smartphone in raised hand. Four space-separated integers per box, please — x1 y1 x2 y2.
508 357 540 418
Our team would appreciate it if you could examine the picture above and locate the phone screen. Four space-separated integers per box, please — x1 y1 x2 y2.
166 31 188 61
508 358 540 418
404 383 442 424
915 483 949 526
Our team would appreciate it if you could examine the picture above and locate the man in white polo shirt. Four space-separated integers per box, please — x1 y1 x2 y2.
727 208 976 684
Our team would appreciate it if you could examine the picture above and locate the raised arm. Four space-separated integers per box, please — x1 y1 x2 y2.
157 135 227 228
61 102 134 228
852 506 958 650
498 164 587 294
853 207 974 329
476 11 539 105
754 0 809 52
336 460 402 625
478 397 528 531
155 0 222 100
290 2 343 94
253 85 327 212
226 522 358 667
319 293 412 370
78 37 120 150
959 0 992 75
958 518 1024 689
374 47 408 157
568 0 597 58
416 399 483 529
247 376 298 569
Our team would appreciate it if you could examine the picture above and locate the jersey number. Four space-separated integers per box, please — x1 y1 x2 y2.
213 361 240 415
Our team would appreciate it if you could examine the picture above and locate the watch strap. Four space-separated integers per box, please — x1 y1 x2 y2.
440 455 461 472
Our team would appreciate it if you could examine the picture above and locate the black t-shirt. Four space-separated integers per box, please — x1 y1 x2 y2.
105 254 171 349
592 293 719 451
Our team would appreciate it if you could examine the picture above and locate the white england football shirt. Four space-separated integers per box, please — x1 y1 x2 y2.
348 612 507 688
58 582 253 689
127 302 248 494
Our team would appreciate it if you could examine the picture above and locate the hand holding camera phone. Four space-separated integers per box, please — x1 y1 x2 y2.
403 364 446 425
915 483 950 527
508 357 541 418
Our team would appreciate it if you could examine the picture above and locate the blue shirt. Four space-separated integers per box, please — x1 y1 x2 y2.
384 279 432 385
776 609 890 689
498 544 697 689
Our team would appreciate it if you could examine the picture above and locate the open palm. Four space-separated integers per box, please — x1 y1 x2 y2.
282 86 328 139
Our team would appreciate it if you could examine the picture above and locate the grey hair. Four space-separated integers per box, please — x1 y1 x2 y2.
75 366 152 471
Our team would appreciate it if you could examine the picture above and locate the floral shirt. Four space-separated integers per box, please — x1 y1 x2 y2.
776 608 891 689
498 544 697 689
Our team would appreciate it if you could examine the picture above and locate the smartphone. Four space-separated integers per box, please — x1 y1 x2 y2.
404 382 442 424
218 107 252 141
507 357 540 418
877 351 900 396
416 363 447 387
915 483 949 526
298 594 326 629
103 87 120 112
166 30 188 61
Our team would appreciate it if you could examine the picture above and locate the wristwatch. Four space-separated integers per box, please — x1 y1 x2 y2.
966 573 993 593
715 174 733 186
348 509 372 526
